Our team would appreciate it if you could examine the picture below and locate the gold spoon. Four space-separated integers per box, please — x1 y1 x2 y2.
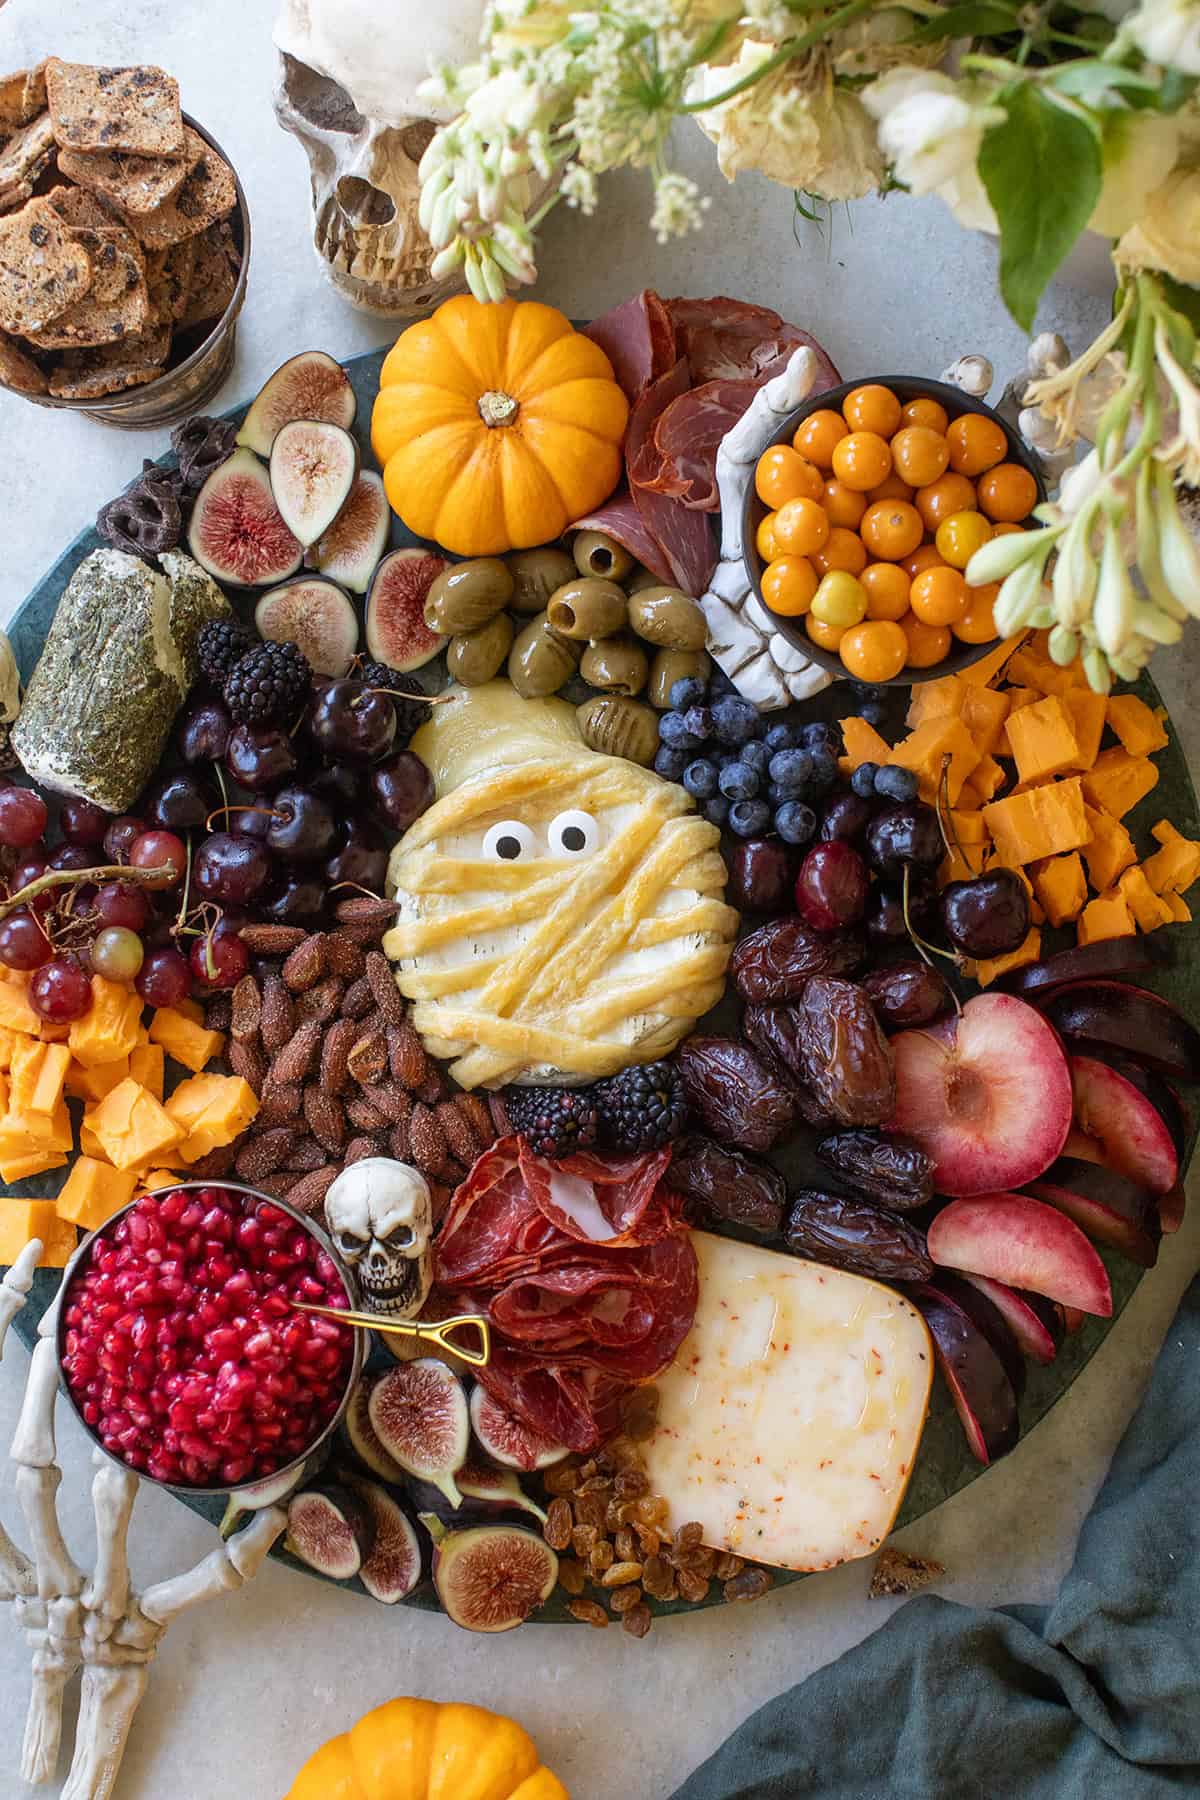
291 1301 492 1368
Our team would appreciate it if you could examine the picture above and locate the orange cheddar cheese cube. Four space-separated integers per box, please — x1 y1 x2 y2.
1165 892 1192 923
79 1123 110 1163
129 1042 165 1101
1081 804 1137 893
1060 688 1107 773
969 754 1006 801
889 715 981 806
961 635 1027 688
0 1149 68 1185
1105 694 1168 757
1081 749 1159 820
1143 820 1200 896
30 1044 70 1116
905 676 965 728
68 976 144 1068
175 997 204 1027
55 1158 138 1232
1032 853 1087 929
0 1098 74 1157
960 685 1010 759
969 927 1042 989
0 979 43 1036
65 1057 130 1104
982 777 1089 867
148 1007 225 1075
839 716 893 772
85 1079 183 1172
1004 694 1080 787
1117 865 1174 933
949 809 988 844
0 1200 76 1267
140 1168 183 1191
166 1073 257 1163
0 1026 18 1072
7 1038 47 1115
1078 889 1135 946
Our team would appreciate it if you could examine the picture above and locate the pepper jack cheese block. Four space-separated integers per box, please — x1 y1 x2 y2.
640 1233 932 1572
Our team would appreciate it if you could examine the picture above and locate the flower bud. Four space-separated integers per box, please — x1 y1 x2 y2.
965 524 1056 587
992 559 1048 637
1052 514 1099 628
1093 517 1135 656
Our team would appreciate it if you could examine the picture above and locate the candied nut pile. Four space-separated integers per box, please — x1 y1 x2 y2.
197 899 496 1212
541 1401 773 1636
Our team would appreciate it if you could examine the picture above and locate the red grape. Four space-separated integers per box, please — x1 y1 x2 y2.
128 831 186 890
60 799 110 846
189 927 249 990
93 881 151 933
8 851 50 914
0 909 51 972
90 927 145 982
0 788 48 849
49 843 101 873
795 841 869 932
135 946 191 1008
30 958 92 1021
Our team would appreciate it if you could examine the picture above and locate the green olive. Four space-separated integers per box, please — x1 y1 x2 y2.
545 577 627 641
647 647 713 710
447 612 515 686
577 695 661 766
580 634 649 697
505 547 577 613
626 585 709 651
424 558 514 634
507 612 581 698
626 565 663 594
572 530 635 583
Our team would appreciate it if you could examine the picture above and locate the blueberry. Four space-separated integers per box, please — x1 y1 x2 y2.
768 749 813 792
764 721 804 753
851 762 881 799
681 704 715 741
858 699 887 727
719 761 761 802
809 749 838 790
874 765 919 802
659 711 705 752
768 780 807 806
702 795 730 828
682 758 719 801
741 741 770 777
729 799 771 838
800 721 837 750
669 676 708 712
712 696 761 746
775 801 817 845
653 745 689 781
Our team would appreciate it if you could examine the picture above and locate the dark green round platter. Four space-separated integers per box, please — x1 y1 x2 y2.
5 346 1198 1622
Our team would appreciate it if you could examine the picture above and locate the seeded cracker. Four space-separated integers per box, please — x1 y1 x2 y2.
177 218 238 329
0 114 57 193
57 138 198 217
0 182 33 219
0 330 48 395
144 237 196 324
45 184 123 230
45 60 185 160
48 320 171 399
25 225 148 349
0 196 93 336
0 63 48 135
122 129 237 249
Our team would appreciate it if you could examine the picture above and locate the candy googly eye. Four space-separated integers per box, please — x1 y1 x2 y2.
482 820 536 862
548 810 600 858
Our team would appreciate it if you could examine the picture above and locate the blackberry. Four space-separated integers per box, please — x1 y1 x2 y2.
224 640 311 727
504 1086 599 1158
197 618 256 686
595 1061 686 1153
358 660 431 746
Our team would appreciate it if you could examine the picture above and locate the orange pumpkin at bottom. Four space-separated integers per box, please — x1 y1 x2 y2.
283 1696 570 1800
371 295 629 558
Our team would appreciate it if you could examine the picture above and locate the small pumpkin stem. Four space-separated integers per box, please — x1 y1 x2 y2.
477 389 519 428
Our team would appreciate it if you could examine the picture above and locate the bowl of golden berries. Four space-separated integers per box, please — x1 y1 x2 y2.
742 376 1046 687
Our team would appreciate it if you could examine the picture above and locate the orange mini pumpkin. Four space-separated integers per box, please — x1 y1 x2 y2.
284 1697 569 1800
372 297 629 557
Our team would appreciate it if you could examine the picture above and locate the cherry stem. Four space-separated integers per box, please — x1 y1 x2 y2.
901 863 964 991
328 880 386 902
0 862 177 921
205 804 278 831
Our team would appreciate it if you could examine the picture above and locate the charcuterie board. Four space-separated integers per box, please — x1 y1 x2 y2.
6 343 1199 1622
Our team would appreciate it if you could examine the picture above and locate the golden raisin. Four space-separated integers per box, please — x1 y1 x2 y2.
634 1523 663 1557
676 1568 711 1605
614 1527 638 1563
609 1583 643 1615
621 1387 660 1440
557 1558 587 1596
568 1598 609 1628
636 1496 669 1527
641 1555 677 1601
571 1524 599 1557
615 1466 649 1500
715 1552 745 1581
622 1602 653 1639
543 1462 580 1496
574 1490 609 1529
673 1522 704 1555
544 1498 573 1552
589 1541 614 1574
677 1546 715 1578
724 1568 774 1603
600 1561 644 1588
605 1499 627 1532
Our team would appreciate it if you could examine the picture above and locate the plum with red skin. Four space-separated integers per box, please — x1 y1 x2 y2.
1068 1054 1179 1194
908 1285 1019 1465
1024 1157 1161 1269
999 936 1168 997
1039 980 1200 1084
927 1192 1113 1316
958 1273 1062 1365
916 1270 1026 1398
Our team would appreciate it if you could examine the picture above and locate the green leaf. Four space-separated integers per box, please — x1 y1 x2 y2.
1048 61 1160 103
978 86 1102 331
911 2 1018 41
1159 275 1200 343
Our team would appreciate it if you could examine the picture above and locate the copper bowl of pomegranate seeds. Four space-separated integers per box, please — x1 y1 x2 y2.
57 1181 364 1495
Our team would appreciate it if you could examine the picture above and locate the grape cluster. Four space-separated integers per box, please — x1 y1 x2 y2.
652 674 844 846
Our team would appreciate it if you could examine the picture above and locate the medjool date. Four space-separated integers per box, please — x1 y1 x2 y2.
669 1134 785 1234
677 1036 797 1152
816 1130 934 1212
862 960 953 1029
784 1191 933 1282
795 977 895 1126
730 917 865 1002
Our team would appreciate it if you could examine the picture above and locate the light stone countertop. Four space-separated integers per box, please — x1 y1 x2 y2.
1 5 1198 1798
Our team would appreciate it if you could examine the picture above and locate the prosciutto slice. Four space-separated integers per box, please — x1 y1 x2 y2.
434 1138 698 1451
667 295 841 390
584 289 674 396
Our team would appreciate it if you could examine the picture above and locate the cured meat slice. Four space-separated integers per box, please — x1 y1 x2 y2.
474 1352 628 1454
518 1142 675 1245
667 295 841 391
569 489 676 588
632 377 757 511
585 289 675 401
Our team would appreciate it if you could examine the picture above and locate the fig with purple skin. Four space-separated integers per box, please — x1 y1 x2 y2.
311 469 391 593
256 575 359 678
366 547 449 673
270 418 359 549
188 448 303 588
406 1462 548 1527
345 1477 424 1604
236 350 356 458
286 1483 375 1580
343 1376 406 1483
367 1359 469 1507
469 1388 567 1474
423 1517 558 1633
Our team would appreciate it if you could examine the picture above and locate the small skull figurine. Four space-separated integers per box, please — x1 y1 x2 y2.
272 0 484 316
325 1158 434 1318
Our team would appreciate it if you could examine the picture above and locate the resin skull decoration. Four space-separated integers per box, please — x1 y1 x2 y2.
324 1159 434 1319
272 0 485 315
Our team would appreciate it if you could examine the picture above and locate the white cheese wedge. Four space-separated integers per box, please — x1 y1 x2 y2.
640 1232 933 1572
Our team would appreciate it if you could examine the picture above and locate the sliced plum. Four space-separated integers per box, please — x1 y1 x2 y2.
469 1386 568 1473
927 1193 1112 1316
367 1358 469 1507
1025 1157 1161 1268
366 547 448 673
286 1483 375 1580
188 448 303 588
1040 981 1200 1084
342 1374 406 1483
998 936 1168 997
346 1478 423 1604
311 469 390 592
908 1288 1019 1465
255 575 359 677
237 350 356 457
423 1518 558 1632
1068 1054 1179 1194
269 418 359 549
918 1272 1026 1399
959 1274 1062 1365
1159 1184 1186 1234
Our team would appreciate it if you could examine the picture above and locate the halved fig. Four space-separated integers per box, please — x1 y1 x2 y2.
237 350 356 457
270 419 360 549
219 1462 307 1539
1025 1157 1161 1268
311 470 391 592
366 548 448 672
920 1271 1026 1399
346 1477 423 1604
255 575 359 676
999 936 1168 997
470 1387 568 1473
188 448 303 587
286 1483 375 1580
908 1288 1019 1465
959 1274 1062 1365
423 1517 558 1632
407 1460 548 1527
343 1374 406 1484
1040 981 1200 1084
367 1358 469 1507
1068 1054 1179 1194
927 1193 1112 1316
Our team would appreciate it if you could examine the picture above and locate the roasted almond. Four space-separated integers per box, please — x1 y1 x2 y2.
256 1081 302 1125
295 975 345 1026
347 1028 387 1087
346 1092 389 1133
268 1017 323 1086
343 1133 383 1165
325 934 367 980
204 991 233 1034
455 1091 496 1150
386 1020 427 1089
438 1099 481 1167
187 1144 237 1179
285 1165 339 1216
230 974 262 1044
260 973 295 1054
388 1117 412 1163
364 1081 412 1126
239 923 309 955
285 1138 328 1175
282 932 327 992
318 1015 357 1095
228 1039 268 1097
408 1102 447 1176
235 1126 295 1182
303 1085 347 1154
334 895 394 932
340 975 374 1020
366 951 405 1026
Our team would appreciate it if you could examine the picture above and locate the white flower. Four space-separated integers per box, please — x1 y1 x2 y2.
862 69 1005 197
1115 162 1200 285
650 171 711 240
1089 114 1182 236
1125 0 1200 73
560 162 599 212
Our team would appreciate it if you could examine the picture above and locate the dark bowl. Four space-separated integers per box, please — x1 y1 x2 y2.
741 375 1047 688
56 1179 363 1498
